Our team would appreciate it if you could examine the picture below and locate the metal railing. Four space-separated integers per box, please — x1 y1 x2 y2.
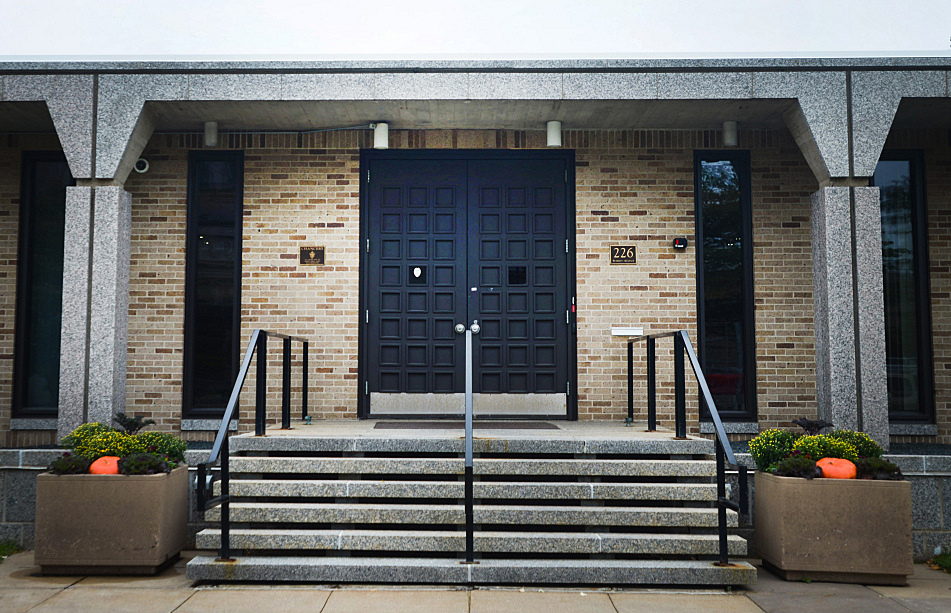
628 330 749 566
195 329 309 561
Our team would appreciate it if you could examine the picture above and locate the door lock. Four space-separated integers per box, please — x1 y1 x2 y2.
455 323 466 334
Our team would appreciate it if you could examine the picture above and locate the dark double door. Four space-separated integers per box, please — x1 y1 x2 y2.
362 151 574 417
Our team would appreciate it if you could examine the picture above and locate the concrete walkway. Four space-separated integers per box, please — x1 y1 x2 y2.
2 551 951 613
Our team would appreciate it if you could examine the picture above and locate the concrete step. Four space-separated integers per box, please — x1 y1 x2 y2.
196 528 748 556
206 502 736 527
228 431 716 456
228 457 717 478
220 479 718 501
206 502 461 524
186 555 757 585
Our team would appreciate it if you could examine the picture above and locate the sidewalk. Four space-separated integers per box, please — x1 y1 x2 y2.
2 551 950 613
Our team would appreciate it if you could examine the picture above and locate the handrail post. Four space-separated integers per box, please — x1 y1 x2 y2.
626 340 634 426
255 333 267 436
281 337 291 429
302 341 309 420
646 336 656 432
217 435 232 561
464 328 475 565
738 464 749 515
715 438 729 566
673 332 686 439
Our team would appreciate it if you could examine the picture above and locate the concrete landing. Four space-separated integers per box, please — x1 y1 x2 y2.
227 420 714 455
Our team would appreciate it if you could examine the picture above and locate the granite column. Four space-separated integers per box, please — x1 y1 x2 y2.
811 185 888 448
57 185 132 439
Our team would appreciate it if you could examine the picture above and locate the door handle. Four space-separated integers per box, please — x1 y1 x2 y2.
455 324 466 334
470 321 480 335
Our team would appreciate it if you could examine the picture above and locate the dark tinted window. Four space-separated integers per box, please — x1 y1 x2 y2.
15 153 74 416
873 152 933 422
184 152 243 416
695 152 755 420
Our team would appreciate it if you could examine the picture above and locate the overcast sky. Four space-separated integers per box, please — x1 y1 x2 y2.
1 0 949 59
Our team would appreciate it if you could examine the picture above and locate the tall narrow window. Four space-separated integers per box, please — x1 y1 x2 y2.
873 151 933 423
694 151 755 421
183 151 244 418
14 152 74 417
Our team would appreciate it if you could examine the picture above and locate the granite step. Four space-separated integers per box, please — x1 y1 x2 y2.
229 433 716 456
228 456 717 477
205 502 736 527
219 479 719 501
196 528 748 556
186 555 757 585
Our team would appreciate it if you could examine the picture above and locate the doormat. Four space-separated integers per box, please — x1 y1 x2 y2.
373 421 561 430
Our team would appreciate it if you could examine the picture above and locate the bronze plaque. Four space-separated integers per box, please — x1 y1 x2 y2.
610 245 636 264
299 246 325 266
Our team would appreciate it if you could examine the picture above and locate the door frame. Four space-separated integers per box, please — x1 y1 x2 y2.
357 149 577 419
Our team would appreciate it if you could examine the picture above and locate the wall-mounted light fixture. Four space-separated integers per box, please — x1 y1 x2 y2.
373 122 389 149
547 121 562 148
723 121 738 147
203 121 219 148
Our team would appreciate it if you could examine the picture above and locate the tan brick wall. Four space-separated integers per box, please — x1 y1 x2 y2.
0 134 64 448
120 128 818 440
570 130 818 435
884 129 951 445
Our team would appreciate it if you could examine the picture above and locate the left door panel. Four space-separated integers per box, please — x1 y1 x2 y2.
366 159 469 414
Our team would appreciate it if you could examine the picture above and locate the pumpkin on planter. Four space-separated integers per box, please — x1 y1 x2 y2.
89 456 120 474
817 457 856 479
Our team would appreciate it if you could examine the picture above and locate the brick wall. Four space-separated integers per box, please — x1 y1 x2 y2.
121 128 818 439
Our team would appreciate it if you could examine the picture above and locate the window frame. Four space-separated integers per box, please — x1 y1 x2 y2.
182 150 245 419
875 149 935 424
13 151 74 418
693 150 757 422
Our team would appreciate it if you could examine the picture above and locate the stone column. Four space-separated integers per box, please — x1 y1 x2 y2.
57 186 93 440
87 187 132 426
811 185 889 448
56 186 132 439
811 186 858 431
852 186 889 447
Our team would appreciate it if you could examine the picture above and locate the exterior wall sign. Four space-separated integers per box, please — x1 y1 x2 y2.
299 246 325 266
610 245 637 264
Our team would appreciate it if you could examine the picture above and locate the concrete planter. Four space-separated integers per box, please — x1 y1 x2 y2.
754 472 913 585
34 466 187 575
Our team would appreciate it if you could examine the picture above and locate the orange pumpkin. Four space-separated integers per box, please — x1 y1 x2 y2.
89 456 120 475
817 457 856 479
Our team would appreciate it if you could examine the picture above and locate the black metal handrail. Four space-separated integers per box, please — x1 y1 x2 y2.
195 328 309 561
629 330 749 567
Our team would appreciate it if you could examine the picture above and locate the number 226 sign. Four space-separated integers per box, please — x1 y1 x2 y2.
610 245 636 264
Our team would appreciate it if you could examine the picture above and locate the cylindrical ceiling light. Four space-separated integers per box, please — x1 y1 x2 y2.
373 122 389 149
547 121 562 147
723 121 738 147
203 121 219 148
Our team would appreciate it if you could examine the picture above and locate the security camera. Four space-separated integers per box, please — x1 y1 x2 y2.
134 158 149 173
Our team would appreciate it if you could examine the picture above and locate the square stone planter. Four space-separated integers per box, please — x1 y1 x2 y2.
34 466 187 575
754 472 913 585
